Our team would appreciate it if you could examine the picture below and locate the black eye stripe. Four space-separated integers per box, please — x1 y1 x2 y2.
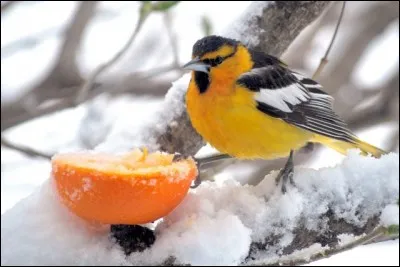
203 50 237 67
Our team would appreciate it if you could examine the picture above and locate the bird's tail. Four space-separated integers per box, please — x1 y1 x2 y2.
312 134 388 158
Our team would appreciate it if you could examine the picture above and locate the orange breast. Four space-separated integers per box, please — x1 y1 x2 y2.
185 80 312 159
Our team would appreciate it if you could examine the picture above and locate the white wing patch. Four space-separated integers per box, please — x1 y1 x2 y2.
254 84 310 113
292 72 325 89
240 64 356 142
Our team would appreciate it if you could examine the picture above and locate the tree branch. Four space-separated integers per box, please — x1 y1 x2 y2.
320 1 399 97
1 1 99 131
1 78 170 132
32 1 99 98
232 1 332 57
261 226 388 266
164 12 179 66
312 1 346 80
1 136 52 159
75 2 150 104
1 2 179 133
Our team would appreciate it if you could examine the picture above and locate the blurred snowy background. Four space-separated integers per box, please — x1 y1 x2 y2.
1 1 399 264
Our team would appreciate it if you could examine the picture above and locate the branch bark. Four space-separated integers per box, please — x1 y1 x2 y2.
251 1 332 57
31 1 99 99
259 226 389 266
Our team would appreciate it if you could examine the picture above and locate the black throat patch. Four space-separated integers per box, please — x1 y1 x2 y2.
194 71 210 94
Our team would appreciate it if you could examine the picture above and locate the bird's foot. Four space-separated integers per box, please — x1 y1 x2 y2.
172 152 208 189
275 150 295 194
191 174 202 189
173 153 232 189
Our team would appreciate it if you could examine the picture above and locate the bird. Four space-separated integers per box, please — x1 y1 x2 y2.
182 35 388 193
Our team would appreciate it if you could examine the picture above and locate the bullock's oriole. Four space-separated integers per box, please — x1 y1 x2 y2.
183 35 387 192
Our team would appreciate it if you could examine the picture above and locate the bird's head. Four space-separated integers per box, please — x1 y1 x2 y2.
183 35 240 73
183 35 253 93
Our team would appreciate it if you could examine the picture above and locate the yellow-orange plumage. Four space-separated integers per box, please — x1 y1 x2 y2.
184 35 387 163
186 73 312 159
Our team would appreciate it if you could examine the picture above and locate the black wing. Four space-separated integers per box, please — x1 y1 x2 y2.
237 52 357 143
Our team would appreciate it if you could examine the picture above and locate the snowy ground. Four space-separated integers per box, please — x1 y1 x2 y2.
1 1 399 266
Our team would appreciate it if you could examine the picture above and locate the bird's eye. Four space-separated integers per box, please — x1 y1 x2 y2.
203 59 211 65
215 56 223 64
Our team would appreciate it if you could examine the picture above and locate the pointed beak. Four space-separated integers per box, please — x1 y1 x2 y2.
182 56 209 73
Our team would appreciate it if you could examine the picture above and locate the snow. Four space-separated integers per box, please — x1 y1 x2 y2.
380 204 399 227
306 239 399 266
151 211 252 266
95 74 191 153
337 233 357 246
1 151 398 265
223 1 271 47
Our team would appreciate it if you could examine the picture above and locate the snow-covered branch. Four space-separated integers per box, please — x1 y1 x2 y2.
1 151 398 265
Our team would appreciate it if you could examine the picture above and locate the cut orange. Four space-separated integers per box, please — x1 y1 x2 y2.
51 149 197 225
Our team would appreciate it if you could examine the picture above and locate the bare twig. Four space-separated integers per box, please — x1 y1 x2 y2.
74 3 151 104
1 1 98 132
164 11 180 67
282 1 337 69
312 1 346 80
1 77 171 132
320 2 399 96
1 137 52 160
33 1 98 98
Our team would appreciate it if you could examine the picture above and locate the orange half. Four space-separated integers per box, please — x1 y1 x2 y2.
51 149 197 225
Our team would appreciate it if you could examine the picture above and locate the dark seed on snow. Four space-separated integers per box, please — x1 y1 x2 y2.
110 224 156 255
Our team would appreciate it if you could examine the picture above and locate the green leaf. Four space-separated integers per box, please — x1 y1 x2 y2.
201 15 213 36
151 1 180 12
139 1 153 18
385 224 399 235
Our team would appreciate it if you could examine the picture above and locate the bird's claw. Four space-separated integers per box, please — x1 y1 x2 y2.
275 150 295 194
189 153 232 189
190 175 202 188
191 155 202 189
